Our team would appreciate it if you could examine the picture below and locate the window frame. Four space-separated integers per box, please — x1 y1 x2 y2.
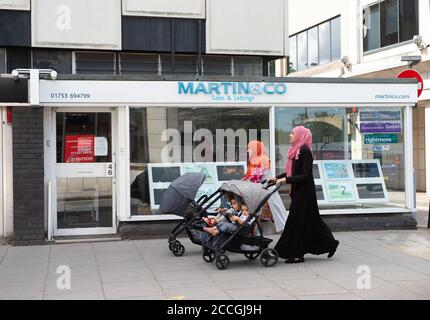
288 15 342 73
362 0 419 54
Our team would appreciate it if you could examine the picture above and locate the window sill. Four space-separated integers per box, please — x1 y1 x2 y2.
363 40 416 57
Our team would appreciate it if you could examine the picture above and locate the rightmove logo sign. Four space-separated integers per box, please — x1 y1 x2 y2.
364 134 398 145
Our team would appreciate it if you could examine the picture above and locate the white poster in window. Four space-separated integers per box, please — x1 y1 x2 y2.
94 137 108 156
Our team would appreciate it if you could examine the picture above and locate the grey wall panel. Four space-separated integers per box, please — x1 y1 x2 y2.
0 0 29 11
122 16 203 53
206 0 288 56
122 0 205 19
32 0 121 50
0 10 31 47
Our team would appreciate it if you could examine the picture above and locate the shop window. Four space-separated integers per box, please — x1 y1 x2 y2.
160 54 198 76
233 56 262 77
120 53 159 75
202 55 232 76
0 49 5 73
32 49 72 74
75 52 116 74
275 107 405 211
363 0 419 52
129 107 270 216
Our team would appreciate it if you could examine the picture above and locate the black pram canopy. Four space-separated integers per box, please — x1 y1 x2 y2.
159 173 206 215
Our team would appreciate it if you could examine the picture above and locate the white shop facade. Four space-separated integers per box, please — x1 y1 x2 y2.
36 76 418 238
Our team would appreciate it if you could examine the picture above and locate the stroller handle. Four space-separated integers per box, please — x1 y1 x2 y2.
261 179 280 191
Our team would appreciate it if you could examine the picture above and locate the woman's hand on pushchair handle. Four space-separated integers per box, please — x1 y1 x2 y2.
267 177 277 185
276 178 286 188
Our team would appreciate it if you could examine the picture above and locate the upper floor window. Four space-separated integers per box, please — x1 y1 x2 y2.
74 52 116 74
363 0 419 52
32 49 72 74
289 16 341 73
119 53 159 75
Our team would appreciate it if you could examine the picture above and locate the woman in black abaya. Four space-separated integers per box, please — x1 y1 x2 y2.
269 126 339 263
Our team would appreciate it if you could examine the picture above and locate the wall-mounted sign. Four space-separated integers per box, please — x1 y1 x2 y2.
360 122 401 133
39 80 418 106
64 135 94 163
373 145 390 152
364 134 398 145
360 111 401 121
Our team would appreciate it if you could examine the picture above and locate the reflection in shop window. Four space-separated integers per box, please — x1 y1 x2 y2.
129 107 270 216
275 107 405 211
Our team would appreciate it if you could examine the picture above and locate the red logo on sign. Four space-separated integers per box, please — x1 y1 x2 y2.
397 69 424 98
64 135 95 163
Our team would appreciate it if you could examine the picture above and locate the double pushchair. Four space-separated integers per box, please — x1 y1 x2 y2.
160 173 280 270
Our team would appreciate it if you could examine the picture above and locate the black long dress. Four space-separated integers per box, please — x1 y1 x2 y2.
274 146 339 259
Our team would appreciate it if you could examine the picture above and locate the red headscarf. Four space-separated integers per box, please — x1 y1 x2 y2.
244 140 270 180
285 126 313 177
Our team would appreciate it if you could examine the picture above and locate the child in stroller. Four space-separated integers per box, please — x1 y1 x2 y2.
203 196 250 237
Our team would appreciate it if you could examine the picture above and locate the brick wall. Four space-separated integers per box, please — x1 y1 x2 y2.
12 107 45 245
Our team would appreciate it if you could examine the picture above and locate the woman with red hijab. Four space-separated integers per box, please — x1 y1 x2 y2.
244 140 288 233
268 126 339 263
244 140 271 183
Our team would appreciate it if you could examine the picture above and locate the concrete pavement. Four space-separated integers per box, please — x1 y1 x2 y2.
1 229 430 300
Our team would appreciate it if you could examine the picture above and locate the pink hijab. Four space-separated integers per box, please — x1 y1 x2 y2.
285 126 313 177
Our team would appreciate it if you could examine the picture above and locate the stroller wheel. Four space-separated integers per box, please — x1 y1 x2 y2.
202 248 215 263
172 243 185 257
215 255 230 270
260 248 278 267
168 240 180 252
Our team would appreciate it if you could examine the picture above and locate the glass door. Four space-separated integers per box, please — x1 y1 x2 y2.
54 111 116 236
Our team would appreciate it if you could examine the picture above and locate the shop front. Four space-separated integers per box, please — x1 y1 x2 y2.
38 76 418 239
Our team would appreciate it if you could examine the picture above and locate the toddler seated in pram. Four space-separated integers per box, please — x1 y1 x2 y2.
203 195 250 237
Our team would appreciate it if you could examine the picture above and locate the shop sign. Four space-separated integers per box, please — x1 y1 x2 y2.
364 134 398 145
360 122 401 133
373 145 390 152
360 111 401 122
178 82 287 96
64 135 95 163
